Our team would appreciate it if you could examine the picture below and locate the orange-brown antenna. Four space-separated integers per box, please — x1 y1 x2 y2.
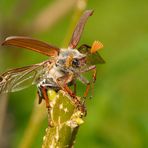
90 41 103 54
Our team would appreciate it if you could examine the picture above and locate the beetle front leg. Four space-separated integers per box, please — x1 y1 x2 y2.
79 65 97 97
56 73 75 97
63 84 86 115
56 74 86 115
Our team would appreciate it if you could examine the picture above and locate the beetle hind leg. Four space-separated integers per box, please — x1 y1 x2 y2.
37 85 52 126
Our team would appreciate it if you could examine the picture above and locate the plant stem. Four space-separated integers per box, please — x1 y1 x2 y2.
43 1 88 147
42 90 84 148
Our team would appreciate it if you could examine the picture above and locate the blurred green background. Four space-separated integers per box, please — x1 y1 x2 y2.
0 0 148 148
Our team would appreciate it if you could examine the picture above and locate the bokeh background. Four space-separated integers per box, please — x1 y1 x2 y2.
0 0 148 148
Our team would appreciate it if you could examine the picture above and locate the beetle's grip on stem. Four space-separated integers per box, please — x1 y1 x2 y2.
42 89 85 148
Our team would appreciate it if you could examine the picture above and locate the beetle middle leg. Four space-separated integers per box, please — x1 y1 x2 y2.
37 85 49 108
37 85 51 126
37 83 60 126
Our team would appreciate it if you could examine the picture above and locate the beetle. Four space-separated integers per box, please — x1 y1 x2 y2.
0 10 105 114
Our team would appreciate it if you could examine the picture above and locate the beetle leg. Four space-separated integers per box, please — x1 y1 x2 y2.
79 65 97 97
37 85 52 126
64 84 86 115
56 73 75 97
40 85 50 108
56 74 86 115
64 83 86 115
78 75 90 98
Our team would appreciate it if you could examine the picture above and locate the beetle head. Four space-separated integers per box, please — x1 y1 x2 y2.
57 48 86 69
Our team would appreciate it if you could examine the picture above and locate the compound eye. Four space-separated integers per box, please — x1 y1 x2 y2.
72 58 79 67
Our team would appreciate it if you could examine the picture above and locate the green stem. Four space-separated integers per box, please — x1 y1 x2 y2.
43 1 88 147
42 90 84 148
